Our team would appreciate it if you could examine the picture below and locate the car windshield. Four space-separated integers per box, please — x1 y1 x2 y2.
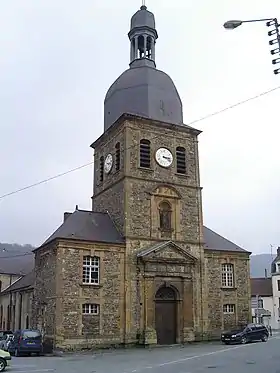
23 330 41 338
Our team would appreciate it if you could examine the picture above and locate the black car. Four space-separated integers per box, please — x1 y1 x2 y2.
221 323 269 345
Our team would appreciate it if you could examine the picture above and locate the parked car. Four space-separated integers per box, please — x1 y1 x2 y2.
0 349 11 372
8 329 42 357
221 323 269 345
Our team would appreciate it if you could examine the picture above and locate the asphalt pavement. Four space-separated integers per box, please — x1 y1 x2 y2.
7 334 280 373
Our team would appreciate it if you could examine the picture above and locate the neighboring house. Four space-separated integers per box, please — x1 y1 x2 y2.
29 4 252 351
0 272 34 331
271 247 280 329
0 248 34 329
251 277 273 327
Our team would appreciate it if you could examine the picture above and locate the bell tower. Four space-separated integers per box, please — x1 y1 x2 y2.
91 4 203 248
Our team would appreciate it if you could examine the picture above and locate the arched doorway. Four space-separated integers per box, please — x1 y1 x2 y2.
155 286 177 345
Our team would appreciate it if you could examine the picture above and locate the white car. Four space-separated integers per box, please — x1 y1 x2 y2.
0 349 11 372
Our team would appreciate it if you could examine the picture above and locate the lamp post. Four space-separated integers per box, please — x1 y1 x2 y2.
223 18 280 75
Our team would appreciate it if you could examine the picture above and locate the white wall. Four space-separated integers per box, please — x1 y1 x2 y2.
272 269 280 329
252 296 273 327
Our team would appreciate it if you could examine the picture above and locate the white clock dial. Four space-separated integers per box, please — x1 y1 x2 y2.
104 153 113 174
155 148 173 168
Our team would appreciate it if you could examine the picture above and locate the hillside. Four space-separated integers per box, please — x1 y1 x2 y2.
0 243 34 274
250 253 276 278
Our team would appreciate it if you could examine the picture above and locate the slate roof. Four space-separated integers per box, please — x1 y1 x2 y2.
39 209 125 249
1 271 34 295
251 277 273 297
203 226 249 253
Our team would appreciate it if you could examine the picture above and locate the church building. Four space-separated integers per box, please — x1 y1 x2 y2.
31 5 251 350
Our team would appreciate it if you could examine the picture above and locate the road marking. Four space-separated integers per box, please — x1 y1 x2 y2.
12 370 55 373
125 336 280 373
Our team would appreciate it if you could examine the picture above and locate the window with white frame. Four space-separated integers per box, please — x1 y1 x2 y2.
82 303 99 315
223 304 235 314
82 256 100 284
221 263 234 288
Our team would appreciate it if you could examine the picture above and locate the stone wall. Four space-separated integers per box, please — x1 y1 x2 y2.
204 250 251 339
53 240 125 350
32 243 58 348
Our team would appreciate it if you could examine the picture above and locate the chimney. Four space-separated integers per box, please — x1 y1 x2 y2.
64 212 71 222
265 268 267 278
75 204 79 210
277 247 280 256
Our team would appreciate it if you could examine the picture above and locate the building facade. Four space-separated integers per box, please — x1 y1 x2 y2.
29 5 251 350
271 247 280 329
251 277 273 327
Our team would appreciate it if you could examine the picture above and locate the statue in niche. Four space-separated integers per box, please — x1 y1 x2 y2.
159 201 172 231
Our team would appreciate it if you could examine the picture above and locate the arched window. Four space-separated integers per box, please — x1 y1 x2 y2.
140 139 151 168
159 201 172 231
115 142 120 171
176 146 186 174
99 156 104 182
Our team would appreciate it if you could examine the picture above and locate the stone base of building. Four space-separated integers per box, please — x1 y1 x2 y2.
43 328 223 353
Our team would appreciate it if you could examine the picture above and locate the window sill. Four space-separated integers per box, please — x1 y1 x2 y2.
138 167 154 172
175 173 189 178
80 283 102 288
221 287 237 291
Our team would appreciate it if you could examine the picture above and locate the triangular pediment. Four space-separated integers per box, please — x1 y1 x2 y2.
137 241 197 263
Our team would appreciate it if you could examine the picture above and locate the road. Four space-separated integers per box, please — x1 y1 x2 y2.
7 335 280 373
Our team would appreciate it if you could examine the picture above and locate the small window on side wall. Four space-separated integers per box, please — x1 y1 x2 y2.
82 303 99 315
176 147 186 174
223 304 235 314
140 139 151 168
115 142 120 171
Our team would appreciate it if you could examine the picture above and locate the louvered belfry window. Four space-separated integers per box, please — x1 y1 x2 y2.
140 139 151 168
176 146 186 174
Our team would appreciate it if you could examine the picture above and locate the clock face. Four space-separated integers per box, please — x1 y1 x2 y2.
155 148 173 168
104 153 113 174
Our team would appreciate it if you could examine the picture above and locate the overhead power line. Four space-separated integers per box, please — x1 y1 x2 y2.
0 84 279 202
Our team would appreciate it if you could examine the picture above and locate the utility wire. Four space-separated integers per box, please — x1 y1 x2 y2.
0 84 279 203
1 85 280 258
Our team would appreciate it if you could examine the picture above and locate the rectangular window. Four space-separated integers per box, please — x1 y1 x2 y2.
221 263 234 288
82 256 100 285
278 280 280 291
115 142 120 171
82 303 99 315
176 146 186 174
223 304 235 314
100 156 104 182
140 139 151 168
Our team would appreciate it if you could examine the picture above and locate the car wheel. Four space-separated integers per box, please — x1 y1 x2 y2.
262 334 268 342
0 357 7 372
15 348 20 357
241 336 247 344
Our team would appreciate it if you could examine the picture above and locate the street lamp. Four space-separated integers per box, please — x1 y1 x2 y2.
223 17 280 75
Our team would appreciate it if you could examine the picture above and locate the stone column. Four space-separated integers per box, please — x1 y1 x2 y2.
135 36 139 59
143 276 157 345
151 38 155 61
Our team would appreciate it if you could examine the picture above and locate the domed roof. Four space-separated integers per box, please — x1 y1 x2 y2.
130 5 156 30
103 5 183 131
104 62 183 131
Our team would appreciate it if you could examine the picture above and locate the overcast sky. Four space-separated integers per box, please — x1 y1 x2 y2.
0 0 279 254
